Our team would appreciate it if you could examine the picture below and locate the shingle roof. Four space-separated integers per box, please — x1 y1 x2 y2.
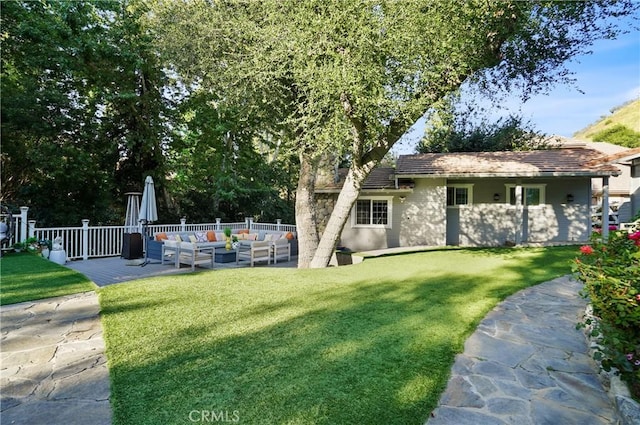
316 167 398 192
589 147 640 165
395 148 621 177
314 148 621 193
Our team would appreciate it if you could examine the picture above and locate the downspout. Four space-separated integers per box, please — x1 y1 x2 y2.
515 181 523 245
602 176 610 241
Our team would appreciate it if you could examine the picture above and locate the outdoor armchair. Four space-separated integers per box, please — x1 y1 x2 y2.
271 238 291 264
176 242 215 271
161 240 179 267
236 240 271 267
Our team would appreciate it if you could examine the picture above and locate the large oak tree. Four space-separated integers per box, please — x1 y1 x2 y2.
154 0 638 267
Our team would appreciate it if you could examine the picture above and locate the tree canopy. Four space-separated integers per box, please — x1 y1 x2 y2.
416 96 551 153
1 0 637 265
154 0 638 267
1 0 295 226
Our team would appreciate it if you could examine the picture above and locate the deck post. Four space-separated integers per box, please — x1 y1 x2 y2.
276 219 282 231
20 206 29 242
215 218 221 230
82 219 90 260
602 176 610 241
28 220 36 239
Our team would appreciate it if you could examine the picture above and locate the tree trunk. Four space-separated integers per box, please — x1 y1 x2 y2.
295 153 320 268
309 164 373 268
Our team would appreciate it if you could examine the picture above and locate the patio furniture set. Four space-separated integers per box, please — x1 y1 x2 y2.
150 229 296 270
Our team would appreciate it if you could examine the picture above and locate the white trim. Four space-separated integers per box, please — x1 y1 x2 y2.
446 184 474 207
505 184 546 207
351 196 393 229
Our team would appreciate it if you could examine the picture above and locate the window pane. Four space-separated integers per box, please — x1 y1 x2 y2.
372 200 388 225
455 188 468 205
446 187 455 206
525 188 540 205
509 187 517 205
356 200 370 225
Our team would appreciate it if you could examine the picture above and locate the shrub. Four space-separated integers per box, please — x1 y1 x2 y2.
592 124 640 148
573 230 640 401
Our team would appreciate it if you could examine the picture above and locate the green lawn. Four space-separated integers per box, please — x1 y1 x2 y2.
99 246 577 425
0 252 96 305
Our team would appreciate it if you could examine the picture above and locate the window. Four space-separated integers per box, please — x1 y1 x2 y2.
447 184 473 206
506 184 546 206
353 197 391 228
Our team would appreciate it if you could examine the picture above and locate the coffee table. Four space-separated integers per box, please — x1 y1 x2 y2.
215 249 237 263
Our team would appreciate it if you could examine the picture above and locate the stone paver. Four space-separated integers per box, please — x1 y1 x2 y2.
427 275 618 425
65 255 298 287
1 292 111 425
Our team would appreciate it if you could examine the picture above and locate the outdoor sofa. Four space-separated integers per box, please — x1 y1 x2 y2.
146 229 297 263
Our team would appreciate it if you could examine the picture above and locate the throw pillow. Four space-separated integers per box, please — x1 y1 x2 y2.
174 234 182 242
238 229 250 234
246 233 258 241
156 232 168 241
195 231 207 242
263 234 273 242
285 232 294 240
189 235 198 243
206 231 217 242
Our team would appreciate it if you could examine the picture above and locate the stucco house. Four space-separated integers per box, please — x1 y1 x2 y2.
573 140 640 223
597 147 640 222
315 145 621 252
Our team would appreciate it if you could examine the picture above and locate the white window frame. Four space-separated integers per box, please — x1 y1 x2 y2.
351 196 393 229
505 184 546 207
446 184 474 207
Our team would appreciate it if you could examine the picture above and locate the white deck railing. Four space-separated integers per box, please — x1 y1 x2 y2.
15 207 295 261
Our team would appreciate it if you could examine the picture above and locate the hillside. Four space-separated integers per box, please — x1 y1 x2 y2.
573 99 640 147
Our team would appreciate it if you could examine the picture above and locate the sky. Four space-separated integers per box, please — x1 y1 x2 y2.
393 17 640 155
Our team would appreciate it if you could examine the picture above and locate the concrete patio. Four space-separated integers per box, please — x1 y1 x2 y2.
64 254 297 287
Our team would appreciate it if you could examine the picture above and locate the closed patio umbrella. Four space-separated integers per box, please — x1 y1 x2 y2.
139 176 158 266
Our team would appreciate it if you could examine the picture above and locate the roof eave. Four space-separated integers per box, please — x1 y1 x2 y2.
315 188 413 194
395 171 621 178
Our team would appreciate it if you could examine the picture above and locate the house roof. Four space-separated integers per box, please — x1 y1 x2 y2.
314 147 622 193
592 147 640 166
316 167 400 192
395 148 621 178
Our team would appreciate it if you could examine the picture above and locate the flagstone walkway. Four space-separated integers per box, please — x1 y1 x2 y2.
426 275 631 425
1 292 111 425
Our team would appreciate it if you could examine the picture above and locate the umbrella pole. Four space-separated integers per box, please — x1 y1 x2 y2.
141 222 149 267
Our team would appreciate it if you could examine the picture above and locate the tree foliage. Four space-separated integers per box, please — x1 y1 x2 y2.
592 124 640 148
1 0 294 226
154 0 638 267
417 97 550 153
165 91 297 223
0 0 175 225
1 0 121 225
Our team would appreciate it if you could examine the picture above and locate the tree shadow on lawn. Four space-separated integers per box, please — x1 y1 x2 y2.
104 248 575 425
107 280 456 424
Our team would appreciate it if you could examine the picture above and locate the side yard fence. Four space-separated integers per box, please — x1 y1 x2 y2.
5 207 296 261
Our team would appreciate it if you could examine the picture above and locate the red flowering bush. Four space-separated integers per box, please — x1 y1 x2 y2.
573 230 640 401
